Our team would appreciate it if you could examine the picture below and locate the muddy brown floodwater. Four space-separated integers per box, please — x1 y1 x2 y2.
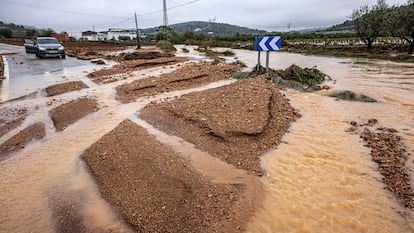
0 46 413 233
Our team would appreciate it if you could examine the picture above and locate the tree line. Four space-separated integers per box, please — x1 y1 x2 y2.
352 0 414 54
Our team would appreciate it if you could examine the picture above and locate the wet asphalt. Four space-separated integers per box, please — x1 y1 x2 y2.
0 43 90 100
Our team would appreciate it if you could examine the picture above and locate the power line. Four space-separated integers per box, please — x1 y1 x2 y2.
4 0 201 31
3 0 126 19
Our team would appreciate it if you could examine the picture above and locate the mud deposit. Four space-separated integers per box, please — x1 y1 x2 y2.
348 119 414 209
141 78 299 176
49 98 99 131
81 119 246 233
46 81 88 97
0 122 45 160
0 107 27 137
88 57 188 84
117 62 240 103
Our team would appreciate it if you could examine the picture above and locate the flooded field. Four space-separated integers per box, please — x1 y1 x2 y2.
0 46 413 232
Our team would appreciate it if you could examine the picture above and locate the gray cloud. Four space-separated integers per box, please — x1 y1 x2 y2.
0 0 408 32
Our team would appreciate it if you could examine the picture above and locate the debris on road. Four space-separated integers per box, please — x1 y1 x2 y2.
88 57 188 84
49 98 99 131
141 77 300 176
116 61 240 103
0 107 28 138
81 120 244 233
348 120 414 209
328 90 377 102
0 122 45 161
45 81 89 97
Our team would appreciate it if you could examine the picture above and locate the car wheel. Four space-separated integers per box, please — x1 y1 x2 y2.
61 55 66 59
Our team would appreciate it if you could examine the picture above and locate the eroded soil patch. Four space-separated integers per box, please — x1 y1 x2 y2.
0 107 28 138
141 78 300 175
0 122 45 160
81 119 244 233
88 57 187 84
49 98 99 131
116 61 240 103
348 119 414 209
46 81 88 97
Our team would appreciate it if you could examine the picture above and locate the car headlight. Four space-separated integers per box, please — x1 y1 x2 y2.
58 46 64 50
39 46 46 51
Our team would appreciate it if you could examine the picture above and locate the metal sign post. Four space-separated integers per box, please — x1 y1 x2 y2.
254 36 282 72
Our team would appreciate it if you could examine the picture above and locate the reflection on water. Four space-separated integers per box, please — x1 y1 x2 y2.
0 50 413 232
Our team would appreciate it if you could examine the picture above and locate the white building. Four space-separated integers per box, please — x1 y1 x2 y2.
107 28 137 41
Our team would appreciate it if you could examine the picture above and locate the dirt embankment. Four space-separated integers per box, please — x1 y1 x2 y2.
81 119 246 233
0 107 28 138
116 62 240 103
45 81 89 97
88 57 188 84
287 43 414 63
348 119 414 209
63 42 129 60
0 122 46 160
49 98 99 131
141 77 300 176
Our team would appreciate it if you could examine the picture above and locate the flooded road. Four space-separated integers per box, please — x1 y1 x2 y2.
1 45 414 232
0 43 96 101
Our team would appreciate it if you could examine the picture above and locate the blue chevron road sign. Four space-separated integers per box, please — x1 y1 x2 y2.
255 36 282 51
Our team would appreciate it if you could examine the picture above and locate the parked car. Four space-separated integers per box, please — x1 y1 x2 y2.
24 37 65 59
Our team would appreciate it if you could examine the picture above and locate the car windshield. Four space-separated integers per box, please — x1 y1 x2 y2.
37 38 59 44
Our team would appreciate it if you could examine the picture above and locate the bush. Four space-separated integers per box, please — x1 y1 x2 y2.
156 40 176 53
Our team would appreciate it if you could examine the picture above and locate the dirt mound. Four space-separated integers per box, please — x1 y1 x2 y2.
49 98 99 131
328 90 377 102
117 51 170 61
81 119 244 233
347 120 414 209
64 42 128 60
116 61 240 103
88 57 187 84
0 122 45 161
141 77 300 175
0 107 28 138
45 81 88 97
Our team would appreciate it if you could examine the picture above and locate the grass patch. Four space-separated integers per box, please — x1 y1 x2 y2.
231 71 250 80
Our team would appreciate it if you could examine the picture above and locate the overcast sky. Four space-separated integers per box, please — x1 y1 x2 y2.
0 0 409 32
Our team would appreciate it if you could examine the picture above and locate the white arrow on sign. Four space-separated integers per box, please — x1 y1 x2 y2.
256 36 281 51
269 36 280 51
259 38 268 52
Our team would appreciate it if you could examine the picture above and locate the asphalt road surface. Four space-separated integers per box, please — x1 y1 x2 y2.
0 43 92 101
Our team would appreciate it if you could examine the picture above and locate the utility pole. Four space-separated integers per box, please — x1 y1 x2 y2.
163 0 168 27
134 12 141 49
287 23 292 32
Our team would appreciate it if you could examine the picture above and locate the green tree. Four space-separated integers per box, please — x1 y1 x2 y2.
39 28 55 37
155 26 182 44
352 0 389 49
0 28 13 38
25 29 37 37
389 3 414 54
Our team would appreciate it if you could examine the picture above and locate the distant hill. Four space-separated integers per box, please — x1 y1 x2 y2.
0 21 38 38
142 21 267 36
324 20 354 32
